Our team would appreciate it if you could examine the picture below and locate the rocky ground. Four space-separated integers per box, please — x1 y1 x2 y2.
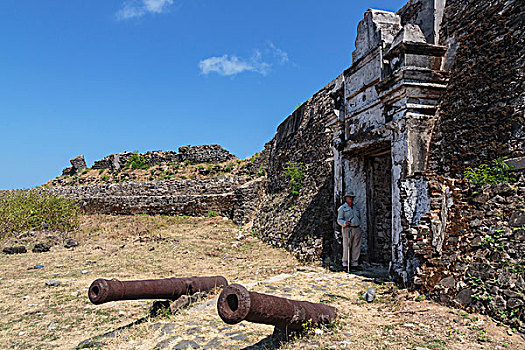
0 215 523 349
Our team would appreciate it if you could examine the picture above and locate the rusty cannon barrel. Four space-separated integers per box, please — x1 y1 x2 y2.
217 284 337 331
89 276 228 305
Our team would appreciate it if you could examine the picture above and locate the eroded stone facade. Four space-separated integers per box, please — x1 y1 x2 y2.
322 0 524 331
327 1 449 280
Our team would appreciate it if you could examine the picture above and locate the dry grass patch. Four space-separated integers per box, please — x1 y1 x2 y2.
0 214 299 349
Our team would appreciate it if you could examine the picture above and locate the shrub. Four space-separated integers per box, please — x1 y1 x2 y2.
208 210 218 217
0 191 79 237
464 157 515 186
284 161 305 195
101 175 109 181
125 153 150 170
257 165 267 177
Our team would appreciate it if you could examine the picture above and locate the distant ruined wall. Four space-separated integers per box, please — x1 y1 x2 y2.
47 176 262 224
90 145 235 173
252 75 343 262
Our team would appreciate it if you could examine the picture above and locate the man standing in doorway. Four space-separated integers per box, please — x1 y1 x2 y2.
337 192 362 272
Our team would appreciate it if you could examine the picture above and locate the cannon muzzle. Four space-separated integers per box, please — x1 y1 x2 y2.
217 284 336 331
89 276 228 305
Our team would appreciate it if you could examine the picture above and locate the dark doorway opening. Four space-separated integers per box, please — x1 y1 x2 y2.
365 149 392 266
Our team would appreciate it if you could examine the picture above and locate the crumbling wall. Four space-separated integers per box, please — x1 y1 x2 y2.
406 0 525 331
90 145 235 173
252 75 342 262
46 176 256 222
404 175 525 332
429 0 524 177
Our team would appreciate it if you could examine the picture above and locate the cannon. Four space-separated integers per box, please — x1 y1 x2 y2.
217 284 337 331
88 276 228 305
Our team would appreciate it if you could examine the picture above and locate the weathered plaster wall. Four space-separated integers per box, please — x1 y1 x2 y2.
336 2 447 279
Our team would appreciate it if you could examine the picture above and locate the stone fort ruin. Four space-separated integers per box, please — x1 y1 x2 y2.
253 0 524 331
47 0 523 331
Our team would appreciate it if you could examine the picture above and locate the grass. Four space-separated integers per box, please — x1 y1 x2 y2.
0 214 299 349
0 215 521 350
0 190 79 238
284 161 305 195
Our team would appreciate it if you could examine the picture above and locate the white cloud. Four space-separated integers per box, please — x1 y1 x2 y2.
116 0 174 20
199 55 258 76
268 42 289 65
199 43 289 77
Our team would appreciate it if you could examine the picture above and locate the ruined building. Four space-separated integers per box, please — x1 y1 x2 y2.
254 0 524 330
329 3 450 280
45 0 523 330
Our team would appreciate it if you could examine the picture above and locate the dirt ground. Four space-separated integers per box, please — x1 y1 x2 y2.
0 215 523 349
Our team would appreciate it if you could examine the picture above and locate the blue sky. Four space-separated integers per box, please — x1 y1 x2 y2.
0 0 406 190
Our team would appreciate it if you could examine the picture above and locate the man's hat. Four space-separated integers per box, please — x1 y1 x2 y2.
343 191 356 198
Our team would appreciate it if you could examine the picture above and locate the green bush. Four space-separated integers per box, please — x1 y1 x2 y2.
257 165 267 177
464 157 515 186
0 191 79 237
208 210 218 217
125 153 150 170
284 161 305 195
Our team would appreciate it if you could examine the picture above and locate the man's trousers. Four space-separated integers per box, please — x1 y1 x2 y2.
342 226 362 267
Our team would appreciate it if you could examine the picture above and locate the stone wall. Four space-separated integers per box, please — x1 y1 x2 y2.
402 174 525 332
252 75 343 262
90 145 235 173
46 176 258 222
429 0 524 177
406 0 525 331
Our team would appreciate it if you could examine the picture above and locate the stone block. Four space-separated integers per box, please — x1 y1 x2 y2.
455 288 473 305
438 276 455 289
352 9 401 63
509 211 525 227
70 155 87 172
